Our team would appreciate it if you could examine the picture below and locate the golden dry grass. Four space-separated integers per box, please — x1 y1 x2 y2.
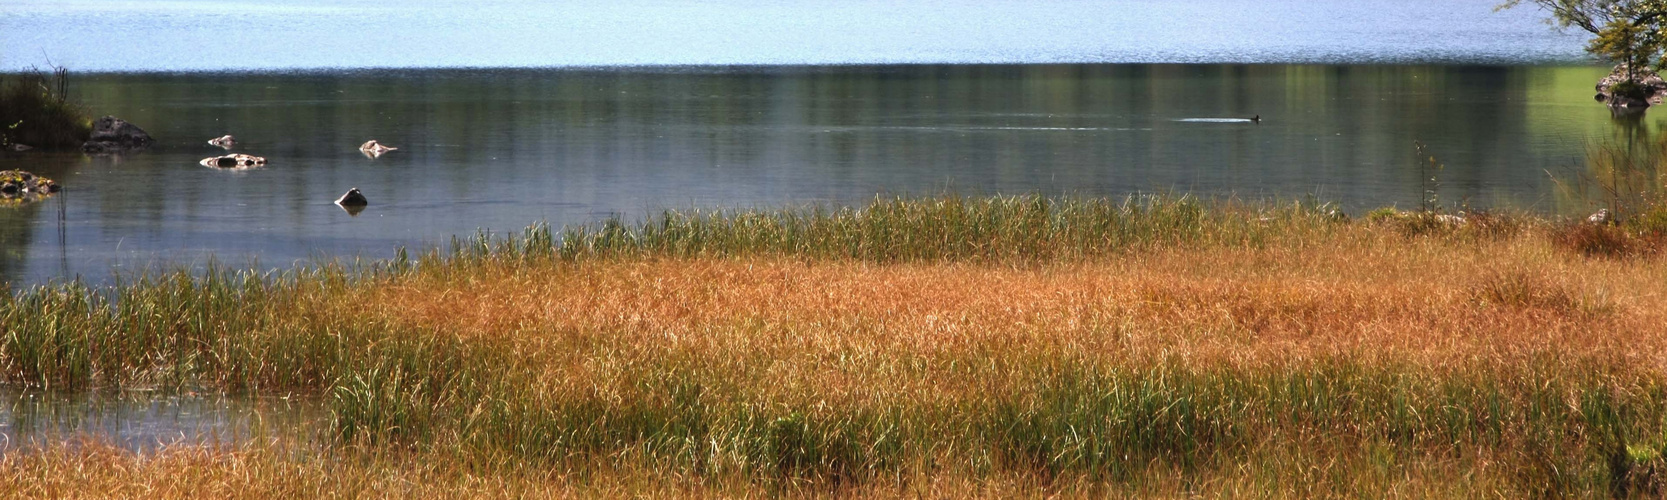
6 201 1667 497
0 437 1560 498
359 225 1666 387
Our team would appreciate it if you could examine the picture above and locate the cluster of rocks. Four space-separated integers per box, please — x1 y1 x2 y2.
13 114 385 215
200 134 269 170
0 170 61 203
199 134 381 215
1595 65 1667 110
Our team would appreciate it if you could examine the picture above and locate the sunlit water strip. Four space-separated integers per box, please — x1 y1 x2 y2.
0 391 325 453
3 0 1589 72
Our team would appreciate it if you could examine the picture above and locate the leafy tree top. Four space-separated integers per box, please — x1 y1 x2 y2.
1503 0 1667 75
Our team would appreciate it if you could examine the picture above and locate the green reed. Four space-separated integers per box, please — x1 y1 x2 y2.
558 194 1347 261
320 350 1667 493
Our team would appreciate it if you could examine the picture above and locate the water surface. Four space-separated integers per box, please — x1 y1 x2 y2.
0 391 322 452
0 64 1650 285
3 0 1586 72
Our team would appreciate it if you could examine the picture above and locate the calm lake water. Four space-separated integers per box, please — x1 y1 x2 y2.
0 64 1657 285
0 0 1613 285
3 0 1586 71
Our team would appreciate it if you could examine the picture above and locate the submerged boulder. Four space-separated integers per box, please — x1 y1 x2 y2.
81 116 154 154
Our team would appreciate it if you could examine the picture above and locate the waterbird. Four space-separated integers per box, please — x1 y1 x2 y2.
359 140 397 158
336 187 369 207
207 135 237 148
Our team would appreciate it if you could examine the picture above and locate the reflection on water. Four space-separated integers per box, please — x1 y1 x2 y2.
0 64 1657 285
1555 116 1667 218
0 391 323 452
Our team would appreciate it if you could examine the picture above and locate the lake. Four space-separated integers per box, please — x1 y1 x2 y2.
2 0 1628 286
0 0 1648 451
0 64 1654 285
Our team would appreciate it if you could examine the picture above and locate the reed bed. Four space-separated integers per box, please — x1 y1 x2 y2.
2 195 1666 497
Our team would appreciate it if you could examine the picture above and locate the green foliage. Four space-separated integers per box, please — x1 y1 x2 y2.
1366 207 1403 222
1611 77 1651 99
0 67 91 150
1592 17 1662 77
1504 1 1667 78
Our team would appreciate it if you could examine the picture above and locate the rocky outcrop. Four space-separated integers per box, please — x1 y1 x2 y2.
200 154 266 169
0 170 61 204
1595 65 1667 109
81 116 154 154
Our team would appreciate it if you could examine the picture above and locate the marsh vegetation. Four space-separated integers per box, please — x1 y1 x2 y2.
0 195 1665 497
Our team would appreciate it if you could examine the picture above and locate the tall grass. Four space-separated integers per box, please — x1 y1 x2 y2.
1 194 1664 496
559 194 1347 261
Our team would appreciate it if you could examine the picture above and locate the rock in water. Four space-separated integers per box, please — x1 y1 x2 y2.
1595 65 1667 109
208 135 237 148
200 154 266 169
358 140 397 158
203 153 268 169
82 116 154 154
335 188 369 207
0 170 62 203
1588 208 1614 225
